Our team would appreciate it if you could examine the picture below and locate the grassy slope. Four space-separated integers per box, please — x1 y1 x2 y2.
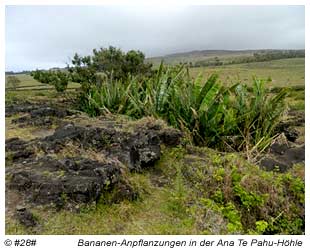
5 74 80 89
189 58 305 87
5 58 305 235
147 50 254 65
6 146 305 235
9 58 304 89
5 134 197 234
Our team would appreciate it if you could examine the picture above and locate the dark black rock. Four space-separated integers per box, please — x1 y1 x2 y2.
270 142 290 155
159 129 183 146
5 103 38 117
260 157 290 173
8 157 127 206
15 207 37 227
8 103 75 127
5 138 35 163
283 145 305 164
7 149 35 162
260 145 305 172
5 138 28 152
41 123 182 172
125 131 161 171
283 127 299 142
12 116 54 128
6 103 183 208
130 145 161 170
30 107 68 118
44 124 114 146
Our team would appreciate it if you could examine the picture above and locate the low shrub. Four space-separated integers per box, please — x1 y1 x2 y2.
80 63 289 153
175 147 305 234
31 70 69 92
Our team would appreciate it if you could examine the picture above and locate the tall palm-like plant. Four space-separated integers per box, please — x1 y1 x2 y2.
231 78 289 157
80 63 289 154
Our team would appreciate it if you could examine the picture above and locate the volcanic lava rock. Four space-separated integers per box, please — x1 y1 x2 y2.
11 106 75 128
5 102 38 117
12 116 55 128
283 145 305 164
30 107 69 118
15 206 38 227
8 156 126 206
260 157 291 172
283 127 299 142
260 131 305 172
6 103 183 208
260 142 304 173
158 128 183 146
5 138 35 163
41 122 182 172
274 110 304 142
5 138 28 152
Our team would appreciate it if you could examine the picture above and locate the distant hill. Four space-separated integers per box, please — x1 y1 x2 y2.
5 67 66 75
146 49 305 66
5 70 32 75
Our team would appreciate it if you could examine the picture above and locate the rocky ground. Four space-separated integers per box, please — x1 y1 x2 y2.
5 101 182 228
5 99 305 234
259 110 305 172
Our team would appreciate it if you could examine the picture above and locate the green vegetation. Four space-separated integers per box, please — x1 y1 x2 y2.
5 74 80 90
189 58 305 87
77 62 288 154
148 49 304 68
31 70 69 92
193 50 305 67
5 75 21 90
6 48 304 235
28 47 293 153
69 46 153 84
169 147 304 234
6 147 304 235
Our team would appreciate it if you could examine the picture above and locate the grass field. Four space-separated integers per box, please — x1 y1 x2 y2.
6 58 304 90
5 56 305 235
189 58 305 87
5 58 305 113
5 74 80 89
147 50 255 65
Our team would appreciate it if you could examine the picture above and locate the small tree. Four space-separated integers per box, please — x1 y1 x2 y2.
51 71 69 92
6 76 21 90
92 46 124 79
30 69 69 92
75 46 153 81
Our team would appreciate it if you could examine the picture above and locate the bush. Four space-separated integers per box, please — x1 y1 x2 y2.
69 46 153 87
80 63 289 153
174 147 305 234
31 70 69 92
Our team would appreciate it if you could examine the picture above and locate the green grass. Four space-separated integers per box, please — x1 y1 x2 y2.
189 58 305 87
6 146 304 235
147 50 255 66
5 165 196 235
7 58 304 90
5 57 304 235
6 74 80 89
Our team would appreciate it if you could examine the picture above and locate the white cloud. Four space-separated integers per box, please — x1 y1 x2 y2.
5 5 305 71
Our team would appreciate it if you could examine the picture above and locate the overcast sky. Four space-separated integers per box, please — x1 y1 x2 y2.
6 5 305 71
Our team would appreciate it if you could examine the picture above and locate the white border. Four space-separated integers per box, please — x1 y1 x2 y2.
1 0 308 249
2 0 310 5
